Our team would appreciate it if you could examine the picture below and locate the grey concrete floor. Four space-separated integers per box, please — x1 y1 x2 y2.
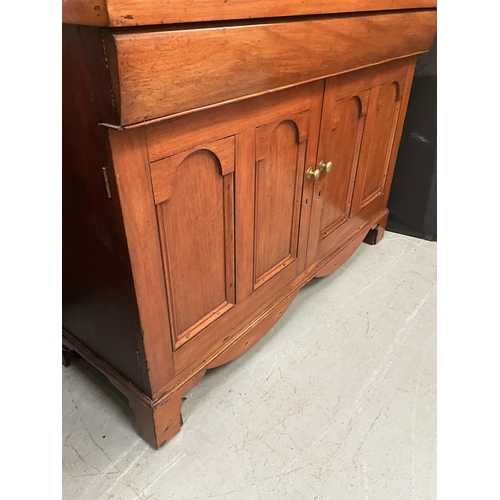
63 231 436 500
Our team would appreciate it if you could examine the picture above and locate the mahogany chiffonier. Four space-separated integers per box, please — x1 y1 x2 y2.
62 0 437 448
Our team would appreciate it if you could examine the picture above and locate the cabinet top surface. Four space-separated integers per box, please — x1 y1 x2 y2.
62 0 437 28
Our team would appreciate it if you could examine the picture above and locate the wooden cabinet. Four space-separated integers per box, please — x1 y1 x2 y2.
62 1 436 448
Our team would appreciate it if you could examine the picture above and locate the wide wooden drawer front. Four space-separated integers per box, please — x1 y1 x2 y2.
108 10 436 125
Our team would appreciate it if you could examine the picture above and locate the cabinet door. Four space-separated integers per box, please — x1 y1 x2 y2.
233 103 321 303
146 82 322 354
248 113 311 292
150 137 236 349
350 67 409 216
306 60 411 265
306 75 369 265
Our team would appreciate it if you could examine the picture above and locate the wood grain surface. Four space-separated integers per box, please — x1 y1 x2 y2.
154 139 236 349
107 10 436 124
63 0 436 447
62 24 150 393
108 128 175 397
308 58 413 265
63 0 437 27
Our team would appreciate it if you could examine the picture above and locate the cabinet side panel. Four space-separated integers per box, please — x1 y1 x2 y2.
62 25 148 393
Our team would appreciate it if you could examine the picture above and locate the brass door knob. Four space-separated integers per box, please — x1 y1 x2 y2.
306 167 321 181
320 160 333 173
308 160 333 181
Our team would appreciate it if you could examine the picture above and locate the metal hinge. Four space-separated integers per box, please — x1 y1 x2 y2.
102 166 112 199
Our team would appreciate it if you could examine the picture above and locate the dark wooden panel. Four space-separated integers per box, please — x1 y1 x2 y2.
254 117 306 287
62 24 148 393
318 89 367 234
63 0 437 27
365 84 400 201
154 139 236 348
350 67 408 216
107 10 437 124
